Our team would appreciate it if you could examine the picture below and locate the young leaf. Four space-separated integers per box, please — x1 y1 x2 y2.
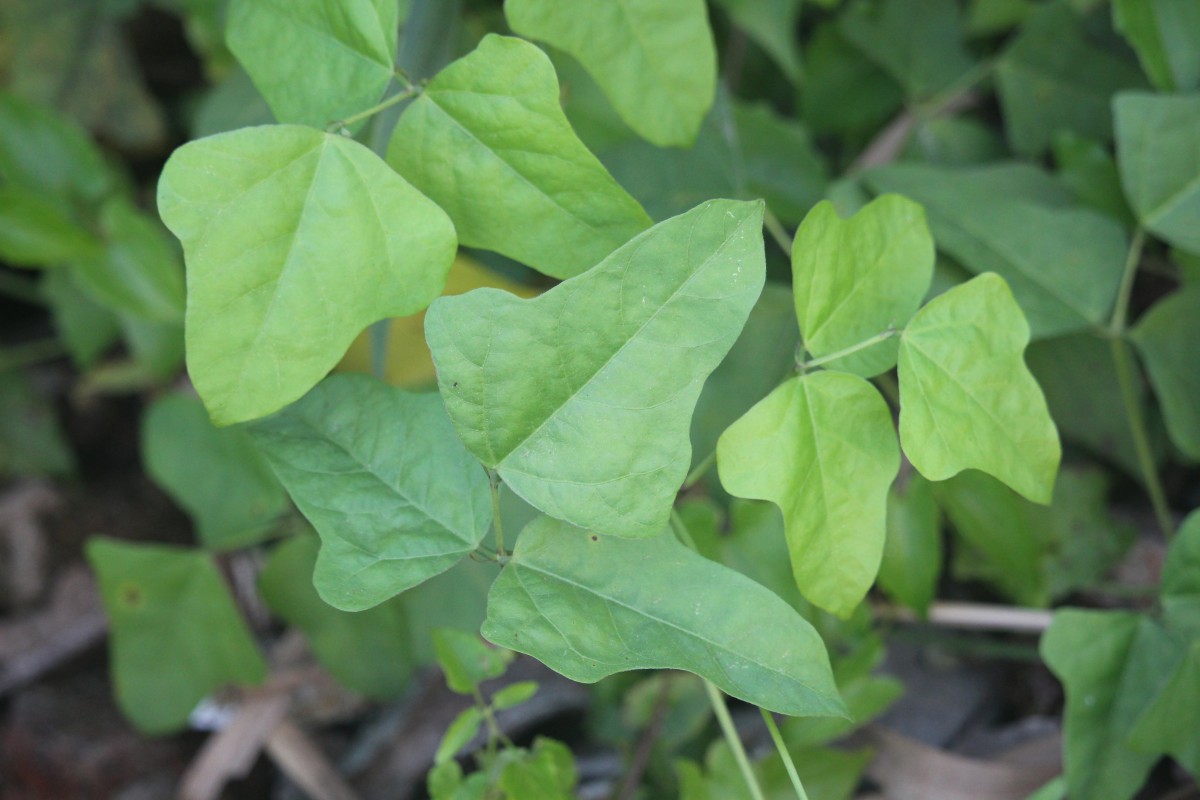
426 199 765 538
157 125 456 425
492 681 539 710
792 195 934 377
86 538 267 734
995 3 1146 155
499 737 577 799
717 371 900 617
143 393 287 551
433 628 513 695
1129 287 1200 460
898 273 1061 503
1041 610 1187 800
258 535 414 698
483 516 847 718
866 163 1127 338
1112 0 1200 91
878 473 941 616
226 0 400 128
434 706 484 764
248 374 491 611
1115 92 1200 254
505 0 717 147
387 35 651 280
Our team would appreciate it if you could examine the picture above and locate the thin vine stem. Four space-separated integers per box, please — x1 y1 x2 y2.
760 708 809 800
762 207 794 257
704 680 767 800
799 327 897 372
682 450 716 490
668 508 698 550
328 85 418 132
487 469 507 557
1110 228 1146 336
0 338 68 371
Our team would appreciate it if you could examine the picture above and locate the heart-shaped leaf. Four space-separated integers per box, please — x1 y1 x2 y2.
249 374 491 611
482 516 846 718
426 199 765 538
158 125 456 425
388 35 651 280
717 371 900 617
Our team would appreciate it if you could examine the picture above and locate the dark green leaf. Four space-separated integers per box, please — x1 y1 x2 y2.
878 473 941 615
1112 0 1200 91
1130 287 1200 459
0 370 74 477
0 185 102 267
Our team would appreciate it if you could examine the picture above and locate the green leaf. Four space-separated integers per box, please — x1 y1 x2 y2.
995 2 1146 155
839 0 976 100
1052 132 1135 226
427 199 765 538
1162 511 1200 636
714 0 802 82
866 163 1127 338
258 535 414 697
1115 92 1200 255
0 186 101 267
41 269 121 368
143 393 287 550
792 195 934 377
387 35 650 280
193 66 275 139
71 198 186 324
482 516 846 717
86 538 267 734
492 681 538 710
401 557 500 665
878 473 941 615
898 273 1061 503
732 102 829 227
0 370 74 477
718 372 899 617
1041 610 1186 800
157 124 456 425
499 737 577 799
248 374 491 611
433 627 513 695
800 23 904 140
226 0 400 128
0 91 114 202
902 117 1007 167
1129 640 1200 775
1112 0 1200 91
505 0 717 147
1129 287 1200 459
435 706 483 764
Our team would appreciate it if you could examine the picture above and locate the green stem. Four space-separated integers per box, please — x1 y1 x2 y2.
329 86 418 132
0 338 67 371
916 59 994 120
705 680 766 800
0 271 45 306
1110 337 1174 539
668 508 698 550
760 708 808 800
799 327 898 372
683 450 716 490
762 207 794 257
488 469 507 557
1109 228 1146 336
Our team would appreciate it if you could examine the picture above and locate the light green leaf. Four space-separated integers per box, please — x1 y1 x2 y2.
1129 640 1200 775
1115 92 1200 255
433 628 513 695
0 371 74 477
427 199 765 538
714 0 802 82
158 124 456 425
86 538 266 734
492 681 538 710
226 0 400 128
1041 610 1186 800
898 273 1060 503
248 374 491 611
792 195 934 377
72 198 186 324
1112 0 1200 91
717 371 899 617
41 269 121 368
505 0 717 147
387 35 650 280
0 185 102 267
258 535 413 698
499 737 577 799
878 473 941 615
0 91 114 202
435 706 483 764
995 3 1146 155
866 163 1127 338
839 0 976 100
483 516 846 717
1129 287 1200 459
143 393 287 550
